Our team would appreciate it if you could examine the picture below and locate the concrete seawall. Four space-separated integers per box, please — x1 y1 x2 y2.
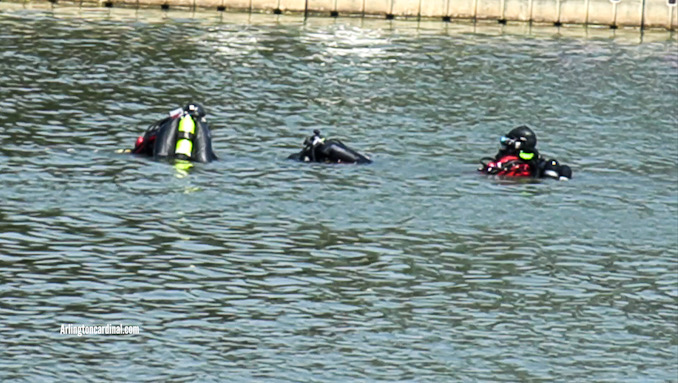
5 0 677 29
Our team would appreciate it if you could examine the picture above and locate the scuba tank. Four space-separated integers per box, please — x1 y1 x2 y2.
131 103 217 163
174 113 197 160
318 139 372 164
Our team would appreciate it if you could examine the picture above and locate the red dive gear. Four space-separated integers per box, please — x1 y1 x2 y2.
483 154 533 177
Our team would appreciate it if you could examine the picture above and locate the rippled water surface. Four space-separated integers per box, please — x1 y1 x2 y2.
0 4 677 382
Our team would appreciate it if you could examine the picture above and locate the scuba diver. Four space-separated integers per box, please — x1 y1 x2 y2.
288 129 372 164
129 103 218 163
478 125 572 180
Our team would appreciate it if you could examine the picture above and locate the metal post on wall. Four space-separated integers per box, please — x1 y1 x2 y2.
610 0 621 28
556 0 562 25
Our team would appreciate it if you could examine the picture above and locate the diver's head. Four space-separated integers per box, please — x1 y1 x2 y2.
303 129 324 147
184 103 206 119
500 125 537 153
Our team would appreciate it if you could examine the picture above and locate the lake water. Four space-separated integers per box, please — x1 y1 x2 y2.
0 4 677 382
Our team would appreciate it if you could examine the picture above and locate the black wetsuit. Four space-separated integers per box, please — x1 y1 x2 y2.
288 131 371 164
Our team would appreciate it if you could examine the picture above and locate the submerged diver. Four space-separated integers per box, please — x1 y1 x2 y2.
288 129 372 164
129 103 218 163
478 125 572 180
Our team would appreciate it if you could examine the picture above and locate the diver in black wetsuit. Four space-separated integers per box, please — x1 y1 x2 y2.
478 125 572 180
288 129 372 164
130 103 217 163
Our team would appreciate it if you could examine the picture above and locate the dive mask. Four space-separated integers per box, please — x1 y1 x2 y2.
500 136 515 149
500 135 526 150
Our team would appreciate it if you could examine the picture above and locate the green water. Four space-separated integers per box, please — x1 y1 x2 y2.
0 5 676 382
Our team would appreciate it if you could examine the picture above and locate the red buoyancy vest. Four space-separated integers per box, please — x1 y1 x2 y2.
484 155 533 177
